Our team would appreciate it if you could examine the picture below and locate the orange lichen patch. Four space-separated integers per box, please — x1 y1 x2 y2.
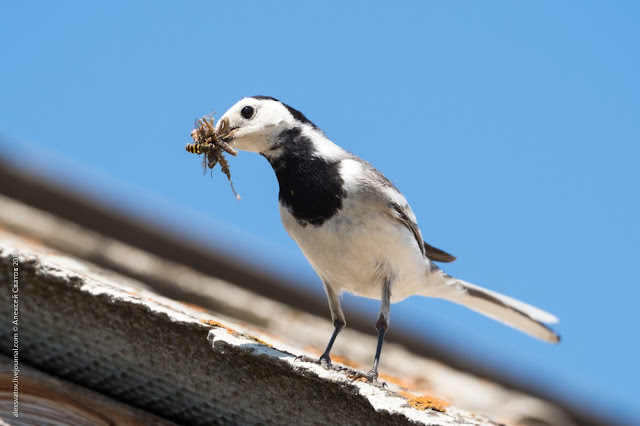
199 319 235 334
399 391 449 413
248 336 273 348
178 301 209 312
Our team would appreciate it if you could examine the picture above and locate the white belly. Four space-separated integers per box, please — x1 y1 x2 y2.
280 199 428 302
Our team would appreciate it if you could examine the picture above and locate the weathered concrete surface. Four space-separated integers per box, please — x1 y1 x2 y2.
0 232 503 425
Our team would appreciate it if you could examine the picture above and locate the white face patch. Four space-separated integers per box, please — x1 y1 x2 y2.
217 97 290 132
216 97 294 153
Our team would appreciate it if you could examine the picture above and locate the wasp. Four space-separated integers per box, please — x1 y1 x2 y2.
185 142 213 155
185 142 219 173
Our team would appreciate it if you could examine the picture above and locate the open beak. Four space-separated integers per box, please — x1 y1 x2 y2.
215 117 239 142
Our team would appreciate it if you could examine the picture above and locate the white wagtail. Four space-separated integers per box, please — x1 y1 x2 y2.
214 96 559 381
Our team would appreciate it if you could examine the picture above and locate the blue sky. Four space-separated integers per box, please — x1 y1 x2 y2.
2 1 639 421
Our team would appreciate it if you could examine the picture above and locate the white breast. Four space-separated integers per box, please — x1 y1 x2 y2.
279 165 429 302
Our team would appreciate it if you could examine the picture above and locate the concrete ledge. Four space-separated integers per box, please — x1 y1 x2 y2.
0 233 503 425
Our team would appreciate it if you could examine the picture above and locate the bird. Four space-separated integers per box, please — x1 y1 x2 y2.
213 96 560 382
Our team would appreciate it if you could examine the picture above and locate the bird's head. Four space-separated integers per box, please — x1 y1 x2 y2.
215 96 319 155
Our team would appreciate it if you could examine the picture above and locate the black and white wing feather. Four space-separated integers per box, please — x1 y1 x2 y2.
364 166 456 263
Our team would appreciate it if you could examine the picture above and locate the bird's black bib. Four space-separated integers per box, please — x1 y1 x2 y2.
266 127 346 227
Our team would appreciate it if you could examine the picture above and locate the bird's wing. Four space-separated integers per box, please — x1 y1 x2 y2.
364 165 456 263
388 201 426 256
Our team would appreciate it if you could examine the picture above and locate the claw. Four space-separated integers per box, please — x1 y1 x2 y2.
319 353 332 366
320 358 340 371
349 369 387 387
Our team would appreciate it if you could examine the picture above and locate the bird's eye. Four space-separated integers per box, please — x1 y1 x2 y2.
240 105 255 119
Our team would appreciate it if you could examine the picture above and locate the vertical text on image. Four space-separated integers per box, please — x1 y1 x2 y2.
11 250 19 418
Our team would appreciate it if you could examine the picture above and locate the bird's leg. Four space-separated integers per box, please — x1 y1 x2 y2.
354 278 391 383
367 313 389 381
319 282 345 368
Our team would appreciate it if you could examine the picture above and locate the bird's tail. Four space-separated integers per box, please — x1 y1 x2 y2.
425 272 560 343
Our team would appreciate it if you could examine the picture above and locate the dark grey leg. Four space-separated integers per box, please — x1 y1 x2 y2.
319 282 345 367
366 278 391 381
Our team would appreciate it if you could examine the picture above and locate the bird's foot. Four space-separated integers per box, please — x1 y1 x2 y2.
319 353 332 368
294 354 346 372
319 354 347 372
349 368 387 387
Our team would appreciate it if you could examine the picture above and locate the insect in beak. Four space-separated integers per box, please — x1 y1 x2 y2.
215 117 239 142
186 113 241 200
